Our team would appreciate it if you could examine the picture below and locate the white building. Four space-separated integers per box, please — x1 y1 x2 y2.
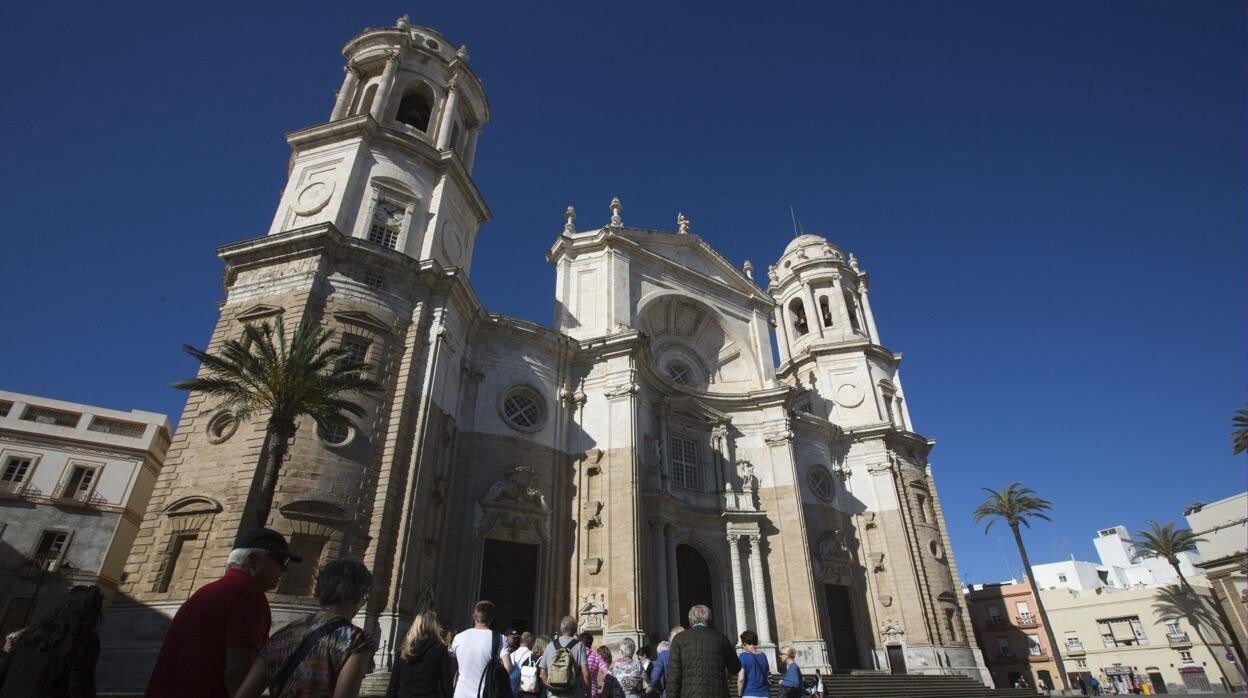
0 390 170 637
1033 524 1199 592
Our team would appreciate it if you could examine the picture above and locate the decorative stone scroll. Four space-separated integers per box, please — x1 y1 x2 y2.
881 619 904 643
474 466 551 543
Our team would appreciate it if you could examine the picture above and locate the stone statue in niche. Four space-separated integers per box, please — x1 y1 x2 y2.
578 592 607 631
736 460 759 492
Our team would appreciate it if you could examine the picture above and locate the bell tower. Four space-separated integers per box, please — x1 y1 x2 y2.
267 15 490 271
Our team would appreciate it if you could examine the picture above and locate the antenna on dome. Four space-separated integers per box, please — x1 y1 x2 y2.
789 206 802 237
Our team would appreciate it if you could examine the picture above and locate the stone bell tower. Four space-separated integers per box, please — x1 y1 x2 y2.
768 234 987 679
99 17 493 691
267 15 490 270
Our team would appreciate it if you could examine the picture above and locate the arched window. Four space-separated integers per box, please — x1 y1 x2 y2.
843 290 862 333
819 296 833 327
396 82 435 131
789 298 809 337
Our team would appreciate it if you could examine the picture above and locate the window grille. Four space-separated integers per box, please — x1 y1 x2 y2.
368 223 400 249
502 391 543 430
88 416 146 438
1 457 32 494
319 420 351 445
0 400 11 417
808 467 834 501
668 363 692 385
21 405 81 427
33 531 69 569
61 465 98 501
363 270 386 288
670 436 700 490
340 336 371 367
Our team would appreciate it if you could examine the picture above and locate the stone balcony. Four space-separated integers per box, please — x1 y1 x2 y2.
1015 613 1039 628
1167 632 1193 649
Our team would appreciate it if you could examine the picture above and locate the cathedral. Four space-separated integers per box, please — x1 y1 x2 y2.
100 18 989 690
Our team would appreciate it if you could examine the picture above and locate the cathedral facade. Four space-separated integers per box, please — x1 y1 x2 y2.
100 18 988 689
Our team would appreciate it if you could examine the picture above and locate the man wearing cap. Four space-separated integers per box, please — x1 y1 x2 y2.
146 527 300 697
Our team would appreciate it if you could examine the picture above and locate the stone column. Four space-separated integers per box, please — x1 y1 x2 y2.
463 126 480 170
827 270 853 333
775 308 792 364
657 402 671 493
436 77 461 150
859 281 881 343
666 524 680 627
651 518 670 633
728 534 748 640
331 65 361 120
748 534 772 644
371 51 401 122
806 285 826 338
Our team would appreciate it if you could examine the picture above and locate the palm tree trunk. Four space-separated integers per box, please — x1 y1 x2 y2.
249 417 295 530
1171 562 1236 691
1011 522 1069 691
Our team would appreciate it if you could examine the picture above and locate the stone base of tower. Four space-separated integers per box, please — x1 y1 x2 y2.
869 644 991 685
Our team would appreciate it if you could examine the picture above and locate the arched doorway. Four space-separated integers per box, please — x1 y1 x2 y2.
676 544 715 627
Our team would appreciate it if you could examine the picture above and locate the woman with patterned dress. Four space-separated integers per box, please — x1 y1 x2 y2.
604 638 645 698
236 559 375 698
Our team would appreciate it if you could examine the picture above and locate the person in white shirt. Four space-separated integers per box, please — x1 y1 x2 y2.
450 600 513 698
512 631 533 667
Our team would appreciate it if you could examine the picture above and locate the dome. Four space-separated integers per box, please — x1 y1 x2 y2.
784 233 828 255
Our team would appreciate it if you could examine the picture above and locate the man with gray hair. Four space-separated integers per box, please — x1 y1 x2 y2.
147 527 299 697
540 615 591 697
666 606 740 698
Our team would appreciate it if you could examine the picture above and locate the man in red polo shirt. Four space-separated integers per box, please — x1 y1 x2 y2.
146 528 299 697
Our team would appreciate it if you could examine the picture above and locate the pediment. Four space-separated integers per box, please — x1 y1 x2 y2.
615 229 763 300
235 304 285 322
332 310 391 334
280 499 350 523
163 495 223 516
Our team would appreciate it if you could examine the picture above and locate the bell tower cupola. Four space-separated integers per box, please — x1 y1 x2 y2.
768 233 880 363
265 15 491 272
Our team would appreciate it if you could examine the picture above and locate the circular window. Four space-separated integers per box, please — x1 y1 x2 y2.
667 362 692 386
317 419 355 448
425 38 441 50
500 387 545 432
205 411 239 444
808 466 835 501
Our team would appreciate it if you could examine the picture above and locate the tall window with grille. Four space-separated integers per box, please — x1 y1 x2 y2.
33 530 69 570
339 336 372 375
368 200 405 249
60 465 98 501
1 456 32 494
669 435 700 490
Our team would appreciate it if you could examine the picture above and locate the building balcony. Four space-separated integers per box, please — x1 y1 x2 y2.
1064 640 1086 656
0 479 29 497
1015 613 1039 628
1167 632 1192 649
983 617 1007 629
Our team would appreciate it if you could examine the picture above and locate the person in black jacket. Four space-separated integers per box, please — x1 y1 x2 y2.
665 606 740 698
389 610 454 698
0 584 103 698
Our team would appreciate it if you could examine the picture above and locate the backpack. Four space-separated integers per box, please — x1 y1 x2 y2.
477 632 514 698
546 638 580 693
520 657 540 694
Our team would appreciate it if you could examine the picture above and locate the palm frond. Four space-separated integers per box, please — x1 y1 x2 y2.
972 482 1052 532
1233 407 1248 455
1132 520 1205 565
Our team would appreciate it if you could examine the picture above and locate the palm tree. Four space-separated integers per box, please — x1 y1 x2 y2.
1133 521 1234 690
176 318 383 529
973 483 1068 691
1232 406 1248 455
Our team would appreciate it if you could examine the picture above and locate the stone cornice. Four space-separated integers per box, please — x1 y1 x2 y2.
791 411 846 441
776 339 901 378
479 313 579 353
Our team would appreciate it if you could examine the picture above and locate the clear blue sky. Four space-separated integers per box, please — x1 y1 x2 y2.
1 2 1243 584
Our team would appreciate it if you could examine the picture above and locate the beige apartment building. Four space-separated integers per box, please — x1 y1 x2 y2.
1185 493 1248 666
1042 584 1241 694
0 390 170 637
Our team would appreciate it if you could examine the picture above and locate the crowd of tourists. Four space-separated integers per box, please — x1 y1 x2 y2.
0 527 820 698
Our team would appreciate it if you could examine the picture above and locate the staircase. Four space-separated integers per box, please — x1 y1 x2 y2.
358 671 1042 698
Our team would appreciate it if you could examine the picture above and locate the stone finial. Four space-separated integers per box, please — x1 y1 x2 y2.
456 45 470 61
396 14 410 29
609 197 623 227
767 265 779 284
563 206 577 234
848 253 859 270
743 260 754 279
676 212 690 234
